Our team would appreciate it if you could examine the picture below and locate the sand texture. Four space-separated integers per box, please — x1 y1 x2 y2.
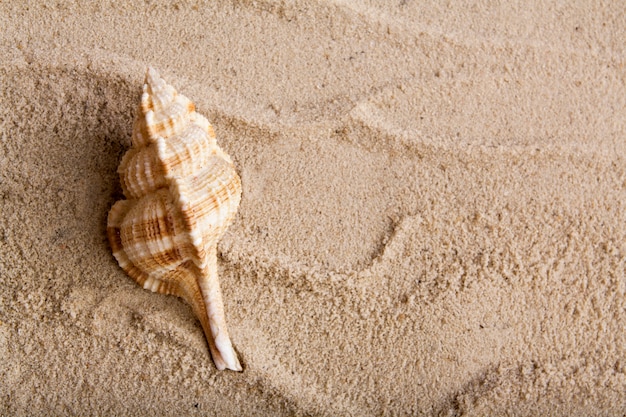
1 1 625 415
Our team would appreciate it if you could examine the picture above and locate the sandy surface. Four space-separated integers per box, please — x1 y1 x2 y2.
1 1 625 415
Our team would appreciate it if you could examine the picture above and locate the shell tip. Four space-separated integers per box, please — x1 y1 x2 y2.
145 67 160 84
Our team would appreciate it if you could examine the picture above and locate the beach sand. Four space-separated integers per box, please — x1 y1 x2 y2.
1 1 625 415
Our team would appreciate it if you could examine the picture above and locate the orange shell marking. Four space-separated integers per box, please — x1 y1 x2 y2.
107 68 242 371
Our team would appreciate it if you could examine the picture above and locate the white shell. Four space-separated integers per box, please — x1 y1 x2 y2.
107 68 242 371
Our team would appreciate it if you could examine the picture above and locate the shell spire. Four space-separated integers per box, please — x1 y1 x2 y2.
107 68 242 371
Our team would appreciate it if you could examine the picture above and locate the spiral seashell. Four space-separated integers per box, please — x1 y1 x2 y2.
107 68 242 371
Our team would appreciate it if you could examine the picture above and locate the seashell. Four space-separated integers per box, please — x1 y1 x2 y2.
107 68 242 371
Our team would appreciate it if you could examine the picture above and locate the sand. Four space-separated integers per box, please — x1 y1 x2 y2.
1 1 625 415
